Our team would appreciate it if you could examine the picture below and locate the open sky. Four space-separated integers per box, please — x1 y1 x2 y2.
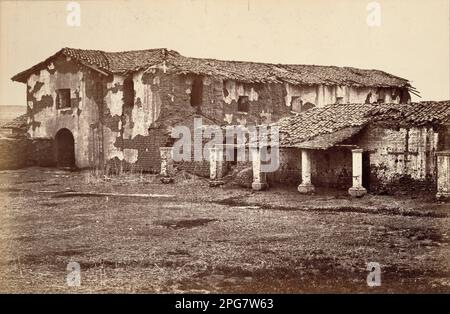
0 0 449 106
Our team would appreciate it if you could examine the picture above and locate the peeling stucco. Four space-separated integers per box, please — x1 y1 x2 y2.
123 148 139 163
284 83 400 109
21 55 411 173
223 80 259 105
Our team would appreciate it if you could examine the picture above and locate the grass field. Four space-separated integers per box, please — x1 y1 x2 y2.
0 167 449 293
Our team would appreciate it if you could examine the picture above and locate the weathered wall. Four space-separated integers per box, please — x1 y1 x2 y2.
24 57 409 174
267 147 352 189
437 125 450 150
353 124 439 193
26 54 104 168
0 138 54 170
112 65 294 172
311 148 353 189
268 125 441 193
267 148 301 185
0 138 28 169
221 80 290 125
296 126 439 192
285 84 401 109
114 66 407 174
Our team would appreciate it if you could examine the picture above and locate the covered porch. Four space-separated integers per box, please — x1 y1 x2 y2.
249 145 369 197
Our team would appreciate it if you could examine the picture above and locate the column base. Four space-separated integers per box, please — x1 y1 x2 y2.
252 182 268 191
209 180 225 187
160 177 174 184
436 192 450 201
348 186 367 198
298 183 315 194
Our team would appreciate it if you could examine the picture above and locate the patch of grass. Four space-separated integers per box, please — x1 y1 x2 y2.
0 168 449 293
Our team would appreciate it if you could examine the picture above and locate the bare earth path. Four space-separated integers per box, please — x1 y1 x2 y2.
0 167 448 293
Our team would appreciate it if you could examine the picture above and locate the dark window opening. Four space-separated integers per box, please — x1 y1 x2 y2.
237 96 249 113
222 82 229 97
56 89 71 109
123 77 135 107
336 96 344 104
377 89 385 103
365 92 373 104
190 76 203 109
399 89 411 104
290 96 303 112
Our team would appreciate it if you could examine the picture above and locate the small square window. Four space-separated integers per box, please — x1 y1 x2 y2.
56 89 71 109
237 96 249 113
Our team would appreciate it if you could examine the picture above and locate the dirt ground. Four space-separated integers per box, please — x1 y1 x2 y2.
0 167 448 293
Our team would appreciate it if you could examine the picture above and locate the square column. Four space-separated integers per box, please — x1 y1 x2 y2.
298 149 315 194
348 148 367 197
251 146 268 191
159 147 174 183
436 151 450 201
209 146 224 186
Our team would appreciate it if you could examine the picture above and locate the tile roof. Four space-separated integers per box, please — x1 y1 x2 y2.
275 101 450 148
12 48 179 82
1 113 28 130
11 48 411 90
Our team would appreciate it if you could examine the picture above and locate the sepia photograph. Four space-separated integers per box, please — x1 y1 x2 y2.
0 0 449 304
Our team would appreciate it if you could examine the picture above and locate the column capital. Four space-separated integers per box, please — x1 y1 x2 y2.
159 147 173 158
351 148 364 153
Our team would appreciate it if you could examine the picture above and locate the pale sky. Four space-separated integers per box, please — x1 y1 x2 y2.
1 0 449 106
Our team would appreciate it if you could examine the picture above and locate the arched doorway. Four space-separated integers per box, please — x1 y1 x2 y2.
55 128 75 168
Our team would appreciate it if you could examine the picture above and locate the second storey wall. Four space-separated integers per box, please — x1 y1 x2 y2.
24 58 410 172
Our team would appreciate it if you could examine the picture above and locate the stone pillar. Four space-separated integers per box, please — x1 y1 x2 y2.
251 147 268 191
436 151 450 201
159 147 174 183
348 148 367 197
209 146 224 186
298 149 315 194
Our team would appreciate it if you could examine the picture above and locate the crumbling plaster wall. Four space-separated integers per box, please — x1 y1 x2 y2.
26 55 102 168
354 124 439 192
311 148 353 188
116 66 406 173
264 147 352 188
114 66 294 172
112 68 171 172
25 57 410 175
266 148 301 185
284 84 400 108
